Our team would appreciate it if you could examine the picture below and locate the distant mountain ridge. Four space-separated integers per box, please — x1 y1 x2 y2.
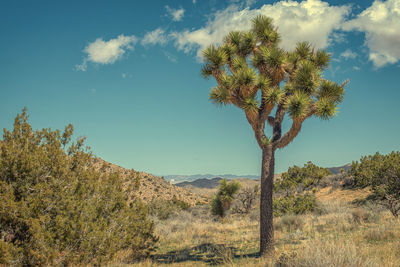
164 174 260 184
166 163 351 184
328 164 352 174
173 164 351 189
175 177 224 189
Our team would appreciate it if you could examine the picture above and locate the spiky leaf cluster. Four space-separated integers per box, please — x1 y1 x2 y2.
286 92 311 119
202 15 346 149
210 86 229 105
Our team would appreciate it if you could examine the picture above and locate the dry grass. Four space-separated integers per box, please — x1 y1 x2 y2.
113 187 400 267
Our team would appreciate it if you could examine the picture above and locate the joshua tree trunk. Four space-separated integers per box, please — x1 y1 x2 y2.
260 145 275 256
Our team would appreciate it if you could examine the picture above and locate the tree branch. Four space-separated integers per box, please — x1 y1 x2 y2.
245 110 265 148
273 105 316 149
258 102 274 124
273 118 302 149
267 116 274 126
271 103 286 142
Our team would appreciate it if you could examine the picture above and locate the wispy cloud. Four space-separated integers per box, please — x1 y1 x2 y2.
163 51 178 63
76 35 137 71
343 0 400 68
165 6 185 22
170 0 350 59
245 0 257 7
340 49 357 60
141 28 168 46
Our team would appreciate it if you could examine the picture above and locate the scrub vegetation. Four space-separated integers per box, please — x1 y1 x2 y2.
0 109 157 265
1 110 399 266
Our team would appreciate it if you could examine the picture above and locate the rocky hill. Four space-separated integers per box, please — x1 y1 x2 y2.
93 158 208 205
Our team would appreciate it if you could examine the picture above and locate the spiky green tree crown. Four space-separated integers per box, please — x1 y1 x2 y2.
202 15 346 150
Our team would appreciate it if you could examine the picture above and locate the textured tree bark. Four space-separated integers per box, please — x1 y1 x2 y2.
260 145 275 256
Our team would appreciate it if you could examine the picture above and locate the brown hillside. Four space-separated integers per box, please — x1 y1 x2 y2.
92 158 208 205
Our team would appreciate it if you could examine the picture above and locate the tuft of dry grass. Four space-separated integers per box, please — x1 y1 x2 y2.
282 238 379 267
352 208 374 224
275 215 304 232
364 227 397 243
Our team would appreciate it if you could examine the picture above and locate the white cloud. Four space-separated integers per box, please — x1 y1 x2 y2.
166 6 185 22
76 34 137 71
340 49 357 60
141 28 168 46
171 0 350 59
343 0 400 68
122 73 126 78
192 0 196 4
353 66 361 71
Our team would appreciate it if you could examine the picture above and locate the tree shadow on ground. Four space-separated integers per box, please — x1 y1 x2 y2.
152 243 259 265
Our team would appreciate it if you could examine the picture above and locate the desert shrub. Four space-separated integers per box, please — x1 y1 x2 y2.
172 195 191 210
349 151 400 217
0 109 157 266
147 197 190 220
276 215 304 232
211 179 241 217
351 208 373 224
275 161 331 195
148 199 178 220
273 193 317 216
231 185 259 214
211 195 225 217
349 152 384 188
318 173 345 189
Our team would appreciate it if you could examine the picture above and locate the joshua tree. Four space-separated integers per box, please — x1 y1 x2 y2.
201 15 346 256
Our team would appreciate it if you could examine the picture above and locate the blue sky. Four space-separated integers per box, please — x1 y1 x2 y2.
1 0 399 176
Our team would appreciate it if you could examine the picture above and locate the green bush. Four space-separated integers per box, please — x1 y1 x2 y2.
349 151 400 217
348 152 385 188
273 193 317 216
211 179 241 217
275 161 331 194
0 109 157 265
211 195 225 217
